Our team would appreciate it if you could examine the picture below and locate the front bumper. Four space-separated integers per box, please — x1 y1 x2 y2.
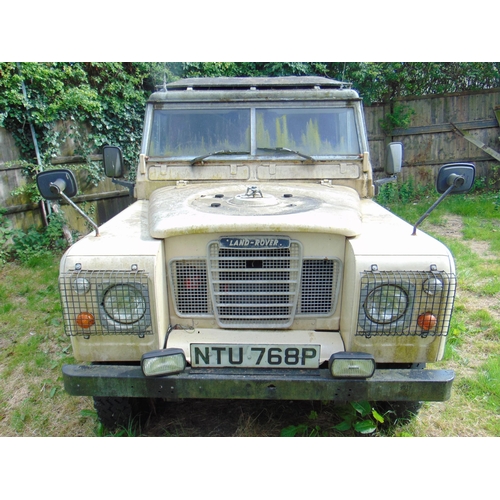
62 364 454 402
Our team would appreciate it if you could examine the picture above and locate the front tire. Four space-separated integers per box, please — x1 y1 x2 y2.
93 396 149 431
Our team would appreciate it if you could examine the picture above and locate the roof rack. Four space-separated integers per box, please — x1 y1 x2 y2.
160 76 351 92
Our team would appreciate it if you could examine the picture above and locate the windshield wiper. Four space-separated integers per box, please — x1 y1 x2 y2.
257 147 315 162
190 150 250 165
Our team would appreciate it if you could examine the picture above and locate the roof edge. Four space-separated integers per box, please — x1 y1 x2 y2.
161 76 351 91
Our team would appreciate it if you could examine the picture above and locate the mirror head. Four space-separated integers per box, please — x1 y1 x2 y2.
436 163 475 194
36 169 78 200
103 146 124 178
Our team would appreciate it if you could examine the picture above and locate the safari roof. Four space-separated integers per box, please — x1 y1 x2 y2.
148 76 360 103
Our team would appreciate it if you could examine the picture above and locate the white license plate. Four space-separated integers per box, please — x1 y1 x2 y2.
190 344 320 368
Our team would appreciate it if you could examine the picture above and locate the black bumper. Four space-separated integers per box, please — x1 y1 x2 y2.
62 364 454 402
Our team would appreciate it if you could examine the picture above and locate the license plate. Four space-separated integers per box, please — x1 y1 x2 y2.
190 344 320 368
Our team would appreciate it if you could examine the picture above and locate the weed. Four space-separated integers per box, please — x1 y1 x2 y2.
459 355 500 433
12 213 69 264
333 401 385 434
376 179 436 220
379 103 415 135
0 209 21 266
281 410 325 437
281 402 385 437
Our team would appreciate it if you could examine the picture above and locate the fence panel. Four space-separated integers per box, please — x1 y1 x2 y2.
0 160 131 234
366 88 500 187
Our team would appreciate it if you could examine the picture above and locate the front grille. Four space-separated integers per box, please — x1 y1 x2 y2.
208 242 302 328
357 270 457 337
170 241 342 328
59 270 151 336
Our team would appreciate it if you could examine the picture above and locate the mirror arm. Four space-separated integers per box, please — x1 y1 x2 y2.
112 178 135 197
373 175 398 195
411 175 464 235
50 182 100 237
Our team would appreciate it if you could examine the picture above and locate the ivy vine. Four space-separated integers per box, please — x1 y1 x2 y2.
379 103 415 136
0 62 170 198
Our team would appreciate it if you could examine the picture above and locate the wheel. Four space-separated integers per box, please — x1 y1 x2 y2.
375 363 424 424
93 396 150 431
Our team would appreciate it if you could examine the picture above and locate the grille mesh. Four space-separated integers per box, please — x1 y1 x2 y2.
357 270 456 337
171 260 210 315
208 242 301 328
59 270 151 336
298 259 341 315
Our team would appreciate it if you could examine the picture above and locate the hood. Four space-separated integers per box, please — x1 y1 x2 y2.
148 182 362 238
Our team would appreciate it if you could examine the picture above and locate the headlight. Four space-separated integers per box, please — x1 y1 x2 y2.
72 277 90 294
364 284 408 324
103 284 147 324
141 349 186 376
423 278 444 296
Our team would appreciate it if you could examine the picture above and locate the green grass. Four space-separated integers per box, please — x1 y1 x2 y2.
0 253 95 436
377 185 500 437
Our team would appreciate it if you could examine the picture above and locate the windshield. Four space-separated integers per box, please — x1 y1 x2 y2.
148 106 360 158
149 109 250 157
256 108 359 156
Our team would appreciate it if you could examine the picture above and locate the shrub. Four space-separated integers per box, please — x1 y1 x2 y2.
9 212 70 265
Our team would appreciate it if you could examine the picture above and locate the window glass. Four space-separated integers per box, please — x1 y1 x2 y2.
256 108 360 155
148 106 360 157
149 109 250 157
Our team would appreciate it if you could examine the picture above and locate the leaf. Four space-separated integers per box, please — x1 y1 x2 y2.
354 420 377 434
49 387 57 398
80 409 97 418
372 409 385 424
308 410 318 421
333 419 352 431
280 425 302 437
351 401 372 417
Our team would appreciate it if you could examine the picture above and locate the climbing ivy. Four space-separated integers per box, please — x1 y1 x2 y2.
0 62 170 183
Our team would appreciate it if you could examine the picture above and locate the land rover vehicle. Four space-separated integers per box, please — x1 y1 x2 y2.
37 76 475 429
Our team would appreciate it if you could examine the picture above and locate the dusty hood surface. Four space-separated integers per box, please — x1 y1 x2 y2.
148 182 362 238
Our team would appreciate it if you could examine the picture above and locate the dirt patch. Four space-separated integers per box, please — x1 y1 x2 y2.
467 294 500 320
424 216 495 258
424 215 464 240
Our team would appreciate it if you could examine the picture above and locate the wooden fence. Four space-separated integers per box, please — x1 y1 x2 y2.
366 87 500 186
1 87 500 234
0 160 131 234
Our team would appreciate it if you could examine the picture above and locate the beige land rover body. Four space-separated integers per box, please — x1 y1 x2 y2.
47 77 465 427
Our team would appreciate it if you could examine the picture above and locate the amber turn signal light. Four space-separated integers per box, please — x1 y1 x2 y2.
76 312 95 329
417 312 437 331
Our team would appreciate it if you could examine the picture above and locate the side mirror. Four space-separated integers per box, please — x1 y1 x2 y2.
103 146 124 178
412 162 476 235
385 142 403 175
36 169 78 200
36 169 99 237
436 163 475 194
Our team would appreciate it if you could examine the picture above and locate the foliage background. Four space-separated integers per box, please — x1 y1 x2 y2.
1 62 500 176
